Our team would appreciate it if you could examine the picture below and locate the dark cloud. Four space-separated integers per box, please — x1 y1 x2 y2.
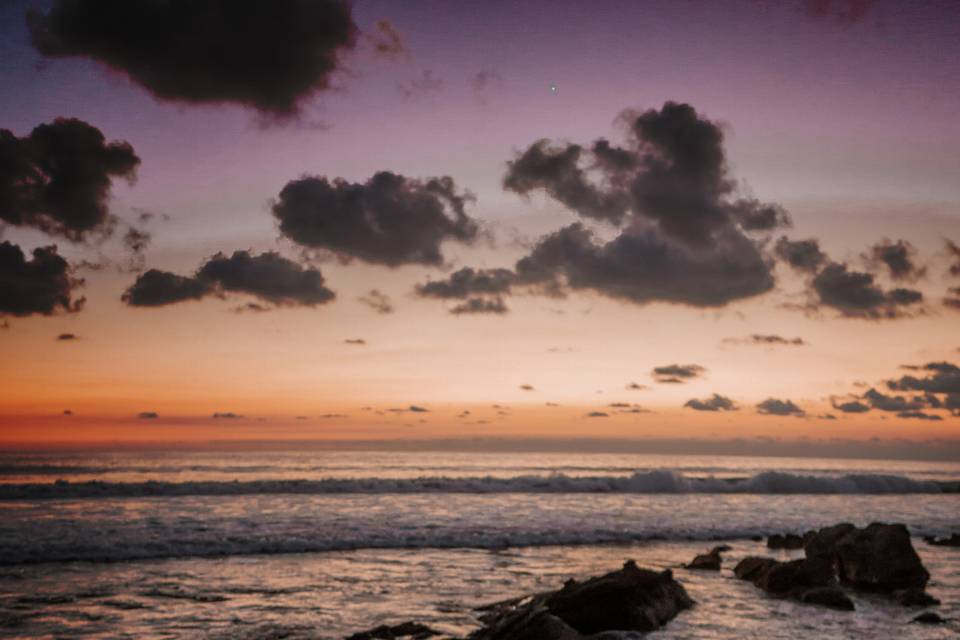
56 333 78 341
272 171 478 266
812 262 922 318
723 334 805 346
1 118 139 240
408 405 429 413
514 222 774 307
123 251 335 309
504 140 629 224
585 411 609 418
212 412 242 419
397 69 444 99
832 398 871 413
867 239 924 281
888 362 960 394
29 0 358 120
344 338 366 345
684 393 737 412
774 237 826 273
652 364 705 383
367 19 405 60
947 240 960 277
756 398 805 417
862 388 929 413
358 289 394 314
416 267 515 299
122 226 151 270
625 382 648 391
0 242 85 317
122 269 211 307
896 411 942 421
945 287 960 310
520 384 535 391
450 297 508 315
137 411 158 419
63 409 72 416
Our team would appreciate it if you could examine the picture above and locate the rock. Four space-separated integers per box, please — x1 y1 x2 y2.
924 533 960 547
804 522 929 592
469 560 693 639
896 588 940 607
911 612 945 625
767 533 807 550
346 621 440 640
686 546 726 571
733 556 778 582
799 587 855 611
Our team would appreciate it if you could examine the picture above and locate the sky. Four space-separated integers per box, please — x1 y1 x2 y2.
1 0 959 451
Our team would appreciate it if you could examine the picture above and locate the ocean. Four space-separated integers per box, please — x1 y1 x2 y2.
0 451 957 638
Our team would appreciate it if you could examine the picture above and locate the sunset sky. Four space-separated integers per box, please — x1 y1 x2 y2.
1 0 959 449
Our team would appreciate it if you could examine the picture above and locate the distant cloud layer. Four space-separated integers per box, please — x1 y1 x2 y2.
123 251 334 309
0 119 139 240
684 393 737 412
0 242 84 317
272 172 479 266
723 334 805 347
652 364 705 384
28 0 358 120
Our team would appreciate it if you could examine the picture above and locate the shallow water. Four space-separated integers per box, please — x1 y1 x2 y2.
0 451 957 638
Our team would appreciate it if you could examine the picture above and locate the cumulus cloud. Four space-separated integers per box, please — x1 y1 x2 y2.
888 362 960 394
1 119 139 240
137 411 158 419
56 333 78 341
123 250 335 309
0 242 85 317
652 364 705 383
272 171 478 266
832 398 871 413
866 239 925 281
417 267 515 299
774 237 827 273
811 262 922 319
896 410 942 421
585 411 609 418
122 226 151 270
358 289 394 314
344 338 366 345
684 393 737 412
520 384 535 391
407 405 429 413
756 398 805 416
28 0 358 120
862 387 930 412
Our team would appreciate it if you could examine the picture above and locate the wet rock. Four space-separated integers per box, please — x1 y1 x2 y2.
767 533 808 550
799 587 855 611
911 612 945 625
733 556 778 582
924 533 960 547
346 621 441 639
896 588 940 607
469 560 693 639
806 523 930 592
686 546 727 571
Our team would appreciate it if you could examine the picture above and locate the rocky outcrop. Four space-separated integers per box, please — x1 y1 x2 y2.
767 532 811 550
733 556 853 610
924 533 960 547
896 588 940 607
468 560 693 639
686 545 728 571
911 612 946 625
346 622 440 640
805 522 929 592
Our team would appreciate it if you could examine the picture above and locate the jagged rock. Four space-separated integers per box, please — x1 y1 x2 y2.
924 533 960 547
469 560 693 639
767 533 808 550
686 546 727 571
733 556 778 582
911 612 945 625
799 587 855 611
805 523 929 592
896 588 940 607
346 621 440 640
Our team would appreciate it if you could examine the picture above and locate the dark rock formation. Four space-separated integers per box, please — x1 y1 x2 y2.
733 555 851 609
767 532 810 550
469 560 693 639
686 546 727 570
911 612 946 625
806 522 929 592
346 621 440 639
924 533 960 547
